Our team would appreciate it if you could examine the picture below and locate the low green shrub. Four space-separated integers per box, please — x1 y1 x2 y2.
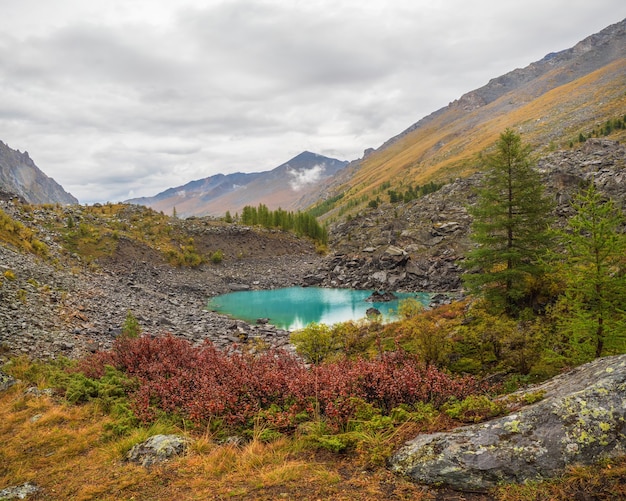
443 395 506 423
121 310 141 339
210 250 224 264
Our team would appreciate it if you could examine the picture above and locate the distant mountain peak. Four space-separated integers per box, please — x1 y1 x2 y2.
0 141 78 205
127 151 348 217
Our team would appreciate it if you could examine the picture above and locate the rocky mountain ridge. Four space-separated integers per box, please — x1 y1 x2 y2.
317 18 626 218
127 151 348 218
0 141 78 205
383 18 626 151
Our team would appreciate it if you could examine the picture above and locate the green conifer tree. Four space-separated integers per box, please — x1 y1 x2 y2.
556 183 626 360
463 129 554 316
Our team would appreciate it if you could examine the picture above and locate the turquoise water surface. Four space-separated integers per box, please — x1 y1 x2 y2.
207 287 431 330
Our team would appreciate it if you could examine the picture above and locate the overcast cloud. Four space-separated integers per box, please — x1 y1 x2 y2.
1 1 624 204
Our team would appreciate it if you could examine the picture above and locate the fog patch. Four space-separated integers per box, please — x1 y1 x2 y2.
288 164 325 191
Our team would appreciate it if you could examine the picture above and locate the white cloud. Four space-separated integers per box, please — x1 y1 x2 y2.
0 0 624 203
288 165 325 192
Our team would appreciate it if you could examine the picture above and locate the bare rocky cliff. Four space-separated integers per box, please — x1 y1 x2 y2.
0 141 78 205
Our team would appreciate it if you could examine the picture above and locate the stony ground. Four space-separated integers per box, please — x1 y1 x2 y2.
0 216 323 361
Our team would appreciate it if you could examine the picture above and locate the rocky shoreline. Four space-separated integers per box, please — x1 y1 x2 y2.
0 220 324 361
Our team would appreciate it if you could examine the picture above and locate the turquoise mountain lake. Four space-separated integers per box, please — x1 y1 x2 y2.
207 287 431 330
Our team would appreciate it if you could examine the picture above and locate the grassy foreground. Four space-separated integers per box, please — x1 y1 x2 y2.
0 378 430 500
2 350 626 501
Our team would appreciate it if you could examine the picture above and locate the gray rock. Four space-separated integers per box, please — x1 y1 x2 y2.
228 283 250 291
365 291 397 302
125 434 190 467
0 370 17 392
385 245 407 257
370 271 387 284
366 307 381 318
0 482 40 500
23 387 53 398
389 354 626 492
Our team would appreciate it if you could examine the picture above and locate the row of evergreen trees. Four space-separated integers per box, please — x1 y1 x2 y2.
464 129 626 363
387 181 443 204
238 204 328 244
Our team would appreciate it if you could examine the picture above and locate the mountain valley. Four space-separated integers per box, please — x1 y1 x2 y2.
1 17 626 501
1 17 625 360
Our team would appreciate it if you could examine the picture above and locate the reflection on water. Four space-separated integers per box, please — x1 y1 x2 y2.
207 287 431 330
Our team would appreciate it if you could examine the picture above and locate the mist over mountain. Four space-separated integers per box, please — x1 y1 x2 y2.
127 151 348 217
0 141 78 205
131 19 626 221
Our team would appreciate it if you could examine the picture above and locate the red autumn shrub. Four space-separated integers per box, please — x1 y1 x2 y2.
311 351 488 428
78 334 491 430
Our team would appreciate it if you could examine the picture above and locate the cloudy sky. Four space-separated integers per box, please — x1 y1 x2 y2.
1 1 624 204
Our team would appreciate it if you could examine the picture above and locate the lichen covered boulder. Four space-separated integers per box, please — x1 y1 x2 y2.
0 482 39 500
125 434 189 467
389 354 626 492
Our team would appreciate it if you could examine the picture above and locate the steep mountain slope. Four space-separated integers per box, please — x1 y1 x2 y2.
309 139 626 294
128 151 348 218
315 18 626 220
0 141 78 205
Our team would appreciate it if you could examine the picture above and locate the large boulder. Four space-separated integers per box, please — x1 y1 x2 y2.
0 482 40 500
389 354 626 492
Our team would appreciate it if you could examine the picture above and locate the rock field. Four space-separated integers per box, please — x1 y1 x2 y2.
0 210 322 361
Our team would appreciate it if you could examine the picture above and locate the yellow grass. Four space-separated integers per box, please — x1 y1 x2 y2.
0 383 429 500
3 368 626 499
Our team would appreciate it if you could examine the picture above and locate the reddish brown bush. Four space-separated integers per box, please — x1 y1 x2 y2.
78 334 490 430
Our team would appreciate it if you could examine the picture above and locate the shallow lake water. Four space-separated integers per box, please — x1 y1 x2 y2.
207 286 431 330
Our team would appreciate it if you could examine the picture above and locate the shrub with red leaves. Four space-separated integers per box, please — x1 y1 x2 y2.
79 334 491 430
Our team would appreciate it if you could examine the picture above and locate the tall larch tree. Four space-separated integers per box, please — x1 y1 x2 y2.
463 129 554 316
556 183 626 361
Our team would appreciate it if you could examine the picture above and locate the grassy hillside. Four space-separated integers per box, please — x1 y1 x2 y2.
0 201 317 270
314 57 626 222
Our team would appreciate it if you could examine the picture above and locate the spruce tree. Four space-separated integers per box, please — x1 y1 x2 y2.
463 129 554 316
